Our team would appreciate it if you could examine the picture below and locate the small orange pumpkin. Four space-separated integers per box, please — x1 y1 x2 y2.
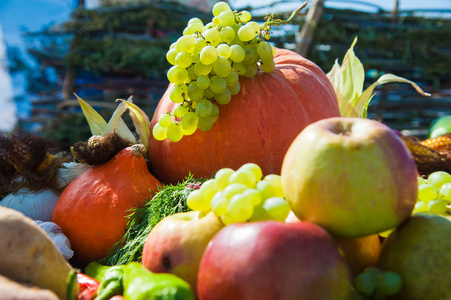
148 48 340 184
52 145 161 264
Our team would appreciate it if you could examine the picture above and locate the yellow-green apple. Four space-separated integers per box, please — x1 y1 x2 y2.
281 117 418 238
197 221 352 300
141 211 223 292
377 213 451 299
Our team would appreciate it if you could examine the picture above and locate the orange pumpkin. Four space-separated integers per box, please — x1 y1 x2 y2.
148 48 340 184
52 145 161 264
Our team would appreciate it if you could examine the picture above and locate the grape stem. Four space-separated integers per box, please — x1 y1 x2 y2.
265 1 307 26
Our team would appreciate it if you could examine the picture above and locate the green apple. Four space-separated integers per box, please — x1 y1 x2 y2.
377 213 451 299
281 117 418 238
141 210 223 293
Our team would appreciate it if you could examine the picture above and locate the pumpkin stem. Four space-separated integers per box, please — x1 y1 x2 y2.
130 144 147 157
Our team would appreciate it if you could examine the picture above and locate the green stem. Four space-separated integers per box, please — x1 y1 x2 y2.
266 1 307 26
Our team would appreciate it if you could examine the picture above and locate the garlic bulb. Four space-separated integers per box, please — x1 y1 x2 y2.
36 221 74 260
0 188 59 222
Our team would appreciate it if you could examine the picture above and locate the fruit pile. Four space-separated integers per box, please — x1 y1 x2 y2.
414 171 451 215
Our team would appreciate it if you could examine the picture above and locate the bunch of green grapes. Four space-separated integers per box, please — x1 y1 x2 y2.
152 1 278 142
186 163 290 225
413 171 451 215
351 267 403 299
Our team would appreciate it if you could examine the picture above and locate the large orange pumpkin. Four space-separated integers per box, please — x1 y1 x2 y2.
148 48 340 184
52 145 161 264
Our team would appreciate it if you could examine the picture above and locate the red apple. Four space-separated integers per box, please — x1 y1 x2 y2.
197 221 352 300
142 211 223 293
281 117 418 238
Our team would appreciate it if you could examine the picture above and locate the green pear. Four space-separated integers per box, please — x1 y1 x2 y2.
377 213 451 299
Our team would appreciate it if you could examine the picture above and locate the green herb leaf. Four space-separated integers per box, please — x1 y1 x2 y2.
75 93 107 135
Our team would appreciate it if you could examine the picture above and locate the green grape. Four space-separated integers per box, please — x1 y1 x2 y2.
194 37 207 52
166 49 178 65
211 192 229 216
412 201 428 214
220 26 235 43
228 81 241 95
195 99 213 118
209 76 227 94
194 61 213 76
236 10 252 23
167 66 188 84
239 163 263 182
175 51 193 68
428 171 451 189
218 10 235 27
417 176 427 185
257 180 276 200
243 45 258 64
187 65 198 80
152 123 167 141
173 105 188 118
188 17 203 25
187 189 210 211
223 183 248 199
262 197 290 221
176 35 196 53
212 1 231 16
376 271 403 296
204 88 215 99
200 45 218 65
200 179 218 202
181 111 199 130
363 267 383 278
224 70 239 86
354 272 376 295
264 174 284 197
427 199 447 214
188 82 204 101
169 42 177 50
217 44 231 58
439 182 451 202
215 168 235 190
260 59 275 73
249 202 268 221
227 193 254 222
257 41 273 60
221 213 237 225
211 103 219 123
203 28 221 46
166 122 183 142
232 62 246 75
214 88 231 105
196 75 210 90
247 21 261 32
158 113 172 127
242 188 262 206
169 84 186 103
213 56 231 77
229 169 257 188
237 24 257 42
185 22 204 35
244 63 258 78
418 183 438 203
212 16 221 26
182 125 197 136
203 21 215 31
197 117 213 132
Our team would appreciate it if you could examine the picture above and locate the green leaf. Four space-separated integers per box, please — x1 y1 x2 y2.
75 93 107 136
118 99 151 153
105 96 138 144
341 37 365 108
358 74 431 117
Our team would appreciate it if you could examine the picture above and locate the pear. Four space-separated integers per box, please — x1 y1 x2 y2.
377 213 451 299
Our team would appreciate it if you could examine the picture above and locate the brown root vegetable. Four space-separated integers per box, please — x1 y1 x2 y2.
0 274 59 300
0 206 78 299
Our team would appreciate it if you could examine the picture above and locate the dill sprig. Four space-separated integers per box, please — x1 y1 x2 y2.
101 176 204 266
